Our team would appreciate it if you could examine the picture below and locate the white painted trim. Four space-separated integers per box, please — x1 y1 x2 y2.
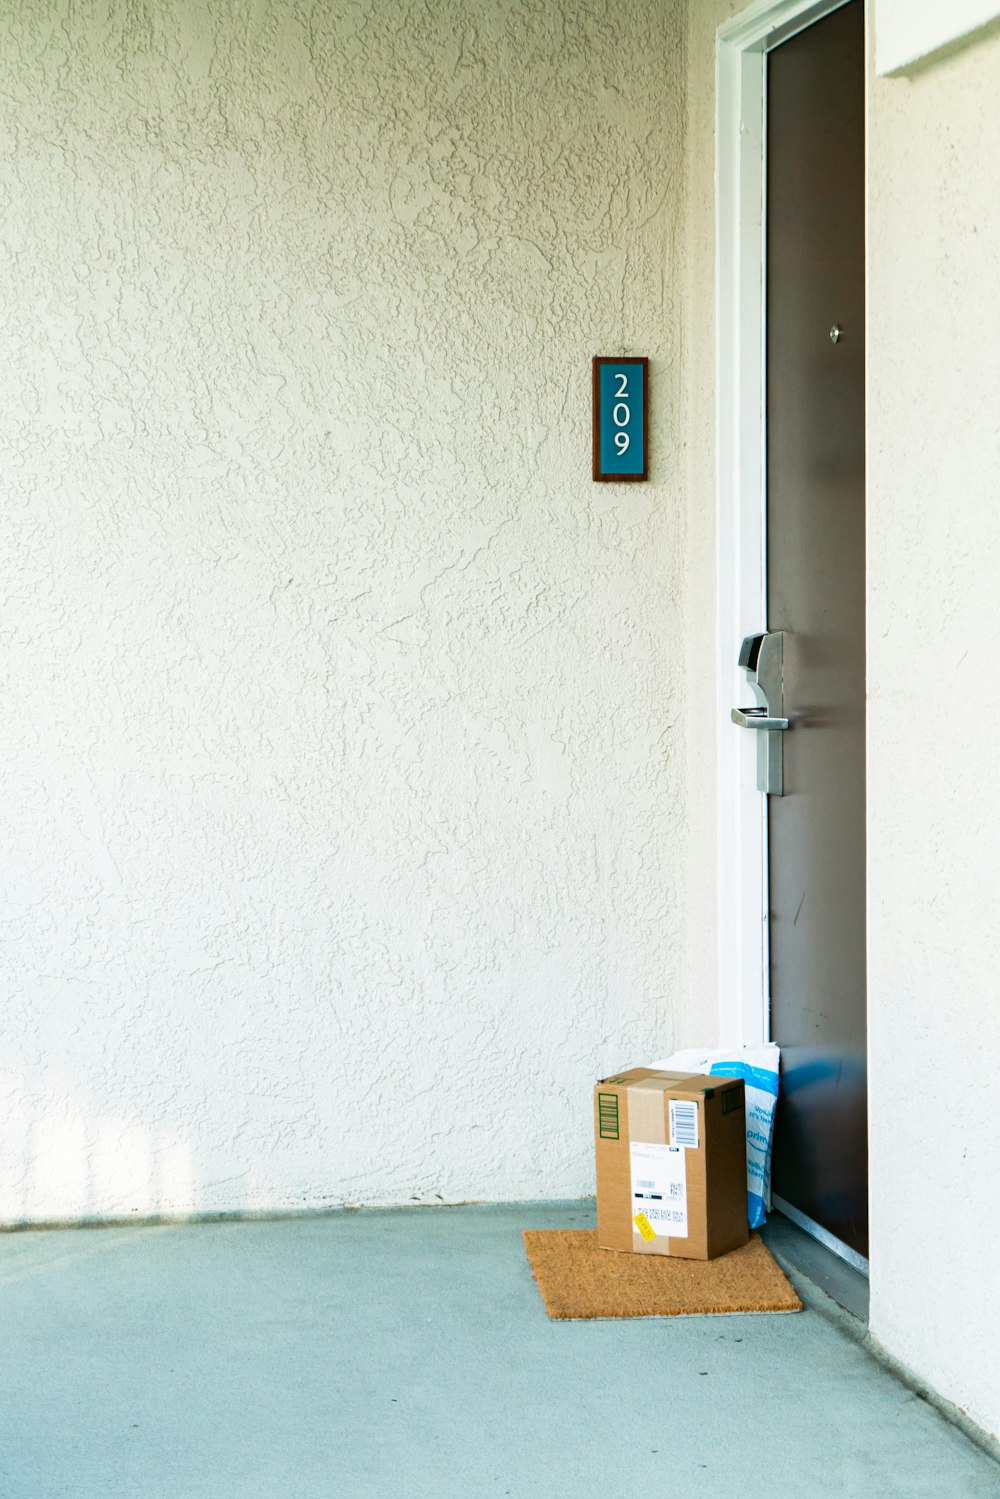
715 0 854 1049
875 0 1000 75
773 1194 871 1276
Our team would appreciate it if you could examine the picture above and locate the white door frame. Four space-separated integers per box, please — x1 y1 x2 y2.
715 0 857 1048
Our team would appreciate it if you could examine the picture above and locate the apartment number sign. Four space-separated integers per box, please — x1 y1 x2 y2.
592 356 648 481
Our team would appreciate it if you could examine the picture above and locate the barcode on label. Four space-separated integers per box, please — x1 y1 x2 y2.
669 1099 699 1149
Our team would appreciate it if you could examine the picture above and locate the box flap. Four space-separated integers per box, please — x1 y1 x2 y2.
598 1067 745 1097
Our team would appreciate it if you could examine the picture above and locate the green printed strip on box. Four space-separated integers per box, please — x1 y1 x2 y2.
598 1092 620 1140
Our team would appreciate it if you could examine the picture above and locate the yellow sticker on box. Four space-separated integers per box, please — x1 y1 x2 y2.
633 1212 657 1242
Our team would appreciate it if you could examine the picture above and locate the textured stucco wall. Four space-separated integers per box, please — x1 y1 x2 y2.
0 0 704 1221
867 20 1000 1439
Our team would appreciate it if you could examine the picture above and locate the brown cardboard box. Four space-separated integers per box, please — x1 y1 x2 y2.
594 1068 749 1260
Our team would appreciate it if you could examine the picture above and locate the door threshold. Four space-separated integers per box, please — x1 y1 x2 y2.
771 1194 869 1276
762 1204 869 1324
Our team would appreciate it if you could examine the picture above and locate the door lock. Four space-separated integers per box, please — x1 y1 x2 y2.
731 631 790 795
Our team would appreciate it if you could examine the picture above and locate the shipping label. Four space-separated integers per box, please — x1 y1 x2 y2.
629 1140 688 1239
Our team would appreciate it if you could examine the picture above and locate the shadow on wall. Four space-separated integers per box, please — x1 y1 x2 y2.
0 1080 203 1227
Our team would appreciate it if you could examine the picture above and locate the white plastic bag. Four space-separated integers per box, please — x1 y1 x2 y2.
648 1045 780 1230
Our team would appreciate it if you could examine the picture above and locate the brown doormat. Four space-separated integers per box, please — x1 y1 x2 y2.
522 1229 802 1319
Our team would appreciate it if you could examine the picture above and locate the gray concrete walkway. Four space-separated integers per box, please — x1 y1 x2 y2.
1 1201 997 1498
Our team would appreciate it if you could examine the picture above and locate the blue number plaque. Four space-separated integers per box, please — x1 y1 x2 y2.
592 356 648 481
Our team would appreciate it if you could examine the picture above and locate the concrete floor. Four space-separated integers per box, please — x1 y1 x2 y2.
1 1202 998 1499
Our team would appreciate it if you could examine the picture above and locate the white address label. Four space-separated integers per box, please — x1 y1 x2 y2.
630 1140 688 1239
669 1098 699 1149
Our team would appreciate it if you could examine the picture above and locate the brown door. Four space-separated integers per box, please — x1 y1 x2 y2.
765 0 868 1258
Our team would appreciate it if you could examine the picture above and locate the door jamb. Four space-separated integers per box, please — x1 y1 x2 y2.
715 0 856 1048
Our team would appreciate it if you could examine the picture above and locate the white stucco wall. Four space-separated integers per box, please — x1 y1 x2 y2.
867 22 1000 1439
0 1 711 1222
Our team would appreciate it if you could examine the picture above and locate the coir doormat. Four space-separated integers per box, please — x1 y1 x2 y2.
522 1230 802 1319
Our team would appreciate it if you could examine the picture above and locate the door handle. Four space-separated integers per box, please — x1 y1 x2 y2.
733 631 789 794
731 706 789 731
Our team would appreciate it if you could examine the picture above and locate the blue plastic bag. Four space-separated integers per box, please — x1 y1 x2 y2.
648 1046 780 1230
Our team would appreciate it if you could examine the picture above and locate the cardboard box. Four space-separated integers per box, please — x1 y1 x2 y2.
594 1068 749 1260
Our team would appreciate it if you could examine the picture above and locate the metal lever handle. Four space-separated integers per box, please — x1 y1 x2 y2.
731 706 789 731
